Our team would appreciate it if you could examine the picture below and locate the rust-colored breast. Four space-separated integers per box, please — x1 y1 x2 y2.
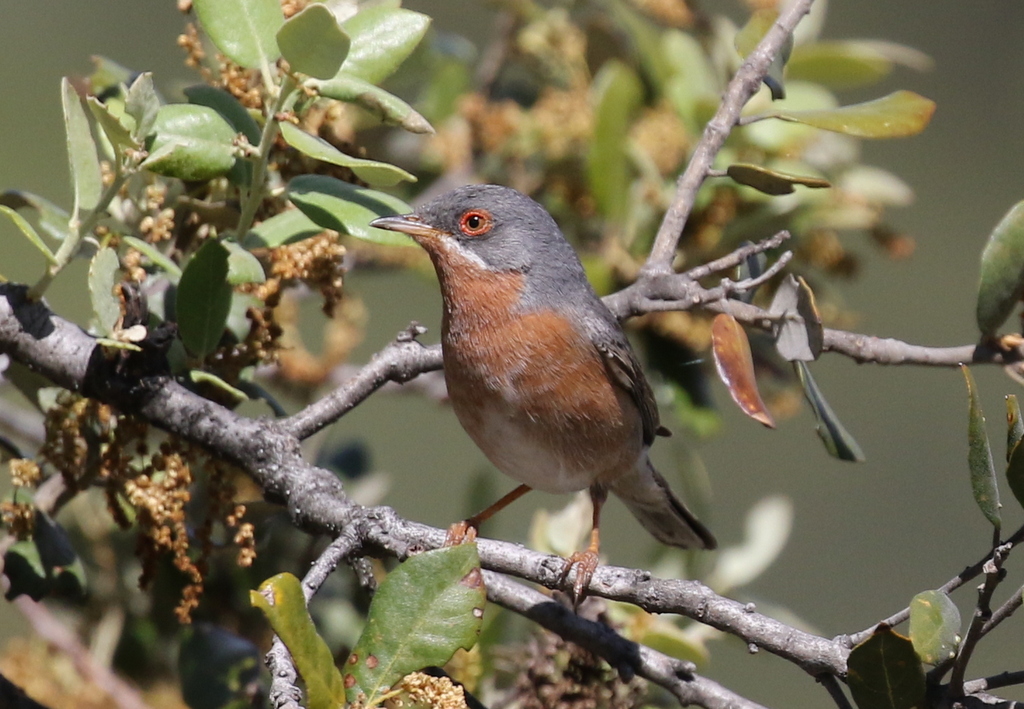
430 243 644 493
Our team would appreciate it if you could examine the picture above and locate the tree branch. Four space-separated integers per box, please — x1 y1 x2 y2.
0 283 849 707
2 247 1022 705
949 543 1011 697
13 596 152 709
281 324 443 441
483 573 771 709
964 670 1024 694
644 0 815 272
818 674 855 709
981 580 1024 637
848 524 1024 647
265 531 363 709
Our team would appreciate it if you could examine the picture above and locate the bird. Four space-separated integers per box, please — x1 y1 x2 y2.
370 184 716 598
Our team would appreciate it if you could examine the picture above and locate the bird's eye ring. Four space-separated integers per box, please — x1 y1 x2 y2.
459 209 493 237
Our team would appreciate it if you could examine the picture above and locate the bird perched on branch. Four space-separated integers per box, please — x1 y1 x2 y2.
371 184 715 599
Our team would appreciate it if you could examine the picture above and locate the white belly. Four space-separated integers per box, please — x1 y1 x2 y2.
467 406 598 493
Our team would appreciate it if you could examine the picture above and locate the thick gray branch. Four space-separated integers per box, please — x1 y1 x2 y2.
0 283 845 708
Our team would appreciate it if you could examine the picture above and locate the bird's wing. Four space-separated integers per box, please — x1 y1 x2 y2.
593 334 666 446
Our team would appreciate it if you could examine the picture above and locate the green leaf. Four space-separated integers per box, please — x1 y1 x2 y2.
224 241 266 285
62 77 103 213
735 9 791 99
976 200 1024 337
87 96 138 155
143 104 238 181
962 365 1001 530
788 41 893 91
123 236 183 282
88 247 121 337
4 511 85 601
908 590 961 665
309 73 433 134
847 625 925 709
338 6 430 85
179 625 261 709
183 85 262 146
2 363 58 412
605 0 672 90
727 163 830 196
346 545 484 706
192 0 283 70
768 90 936 138
706 496 793 593
795 361 866 462
277 4 350 80
3 540 49 602
787 40 932 91
0 205 56 265
735 9 777 58
416 56 471 124
226 292 263 341
588 60 643 223
278 121 415 187
769 275 824 361
1007 395 1023 461
607 601 708 665
662 30 717 133
95 338 142 353
837 165 914 208
245 209 323 248
125 73 160 143
88 56 133 96
0 191 70 242
189 369 248 404
287 174 414 246
1007 441 1024 512
251 573 346 709
176 240 233 359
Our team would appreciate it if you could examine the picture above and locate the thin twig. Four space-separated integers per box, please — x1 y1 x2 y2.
281 327 443 441
818 674 855 709
848 524 1024 646
949 544 1011 697
964 670 1024 694
13 597 152 709
302 529 361 599
265 530 362 709
644 0 815 272
348 555 378 597
484 573 771 709
682 231 792 281
980 581 1024 636
1 272 1021 707
0 401 45 448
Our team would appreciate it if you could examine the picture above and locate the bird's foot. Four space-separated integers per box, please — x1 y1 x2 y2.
999 333 1024 350
559 549 601 607
444 520 479 547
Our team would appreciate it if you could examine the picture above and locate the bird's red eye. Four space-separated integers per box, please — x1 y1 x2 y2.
459 209 493 236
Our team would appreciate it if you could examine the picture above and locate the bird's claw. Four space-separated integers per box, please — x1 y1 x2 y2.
444 520 478 547
559 549 601 607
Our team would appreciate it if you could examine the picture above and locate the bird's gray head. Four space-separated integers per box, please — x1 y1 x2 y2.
371 184 584 277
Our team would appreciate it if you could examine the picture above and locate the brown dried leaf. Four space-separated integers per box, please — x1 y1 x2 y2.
711 313 776 428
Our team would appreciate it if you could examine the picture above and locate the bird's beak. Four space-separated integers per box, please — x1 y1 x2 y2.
369 214 445 242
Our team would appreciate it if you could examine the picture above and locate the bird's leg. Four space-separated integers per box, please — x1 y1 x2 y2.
445 483 532 546
559 485 608 605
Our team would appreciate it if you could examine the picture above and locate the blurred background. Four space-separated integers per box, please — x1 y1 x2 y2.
2 1 1024 708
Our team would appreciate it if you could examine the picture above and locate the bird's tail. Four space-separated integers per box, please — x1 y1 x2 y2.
610 458 717 550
